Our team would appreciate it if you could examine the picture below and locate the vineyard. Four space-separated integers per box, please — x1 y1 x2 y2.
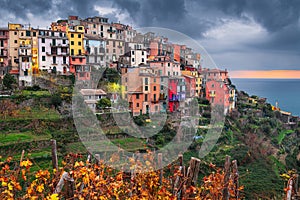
0 145 243 200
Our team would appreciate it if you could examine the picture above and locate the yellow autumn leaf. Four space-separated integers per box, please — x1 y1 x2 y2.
8 183 13 191
2 181 7 187
50 194 59 200
37 184 44 193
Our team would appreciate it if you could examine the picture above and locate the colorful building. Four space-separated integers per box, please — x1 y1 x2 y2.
168 77 186 112
84 35 106 69
67 25 90 80
38 29 69 74
0 28 9 79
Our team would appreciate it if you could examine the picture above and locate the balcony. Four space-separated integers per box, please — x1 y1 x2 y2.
50 43 68 47
19 44 31 48
107 29 116 33
151 98 159 103
169 95 179 102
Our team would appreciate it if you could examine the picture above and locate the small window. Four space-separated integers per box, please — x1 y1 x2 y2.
14 40 17 44
78 34 81 38
132 58 134 62
71 41 74 45
42 38 45 43
42 56 46 61
145 86 148 91
42 46 45 52
142 58 144 62
78 41 81 46
136 94 139 99
71 34 74 38
14 31 17 35
137 103 139 107
154 86 156 91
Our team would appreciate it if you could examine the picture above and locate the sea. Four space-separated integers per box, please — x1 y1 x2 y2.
231 78 300 117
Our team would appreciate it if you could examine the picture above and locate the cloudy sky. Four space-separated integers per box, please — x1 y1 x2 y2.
0 0 300 72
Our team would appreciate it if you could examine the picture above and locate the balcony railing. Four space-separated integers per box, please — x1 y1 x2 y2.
151 98 159 103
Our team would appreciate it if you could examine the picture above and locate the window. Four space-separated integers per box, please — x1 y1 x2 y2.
42 46 45 52
154 86 156 91
78 50 82 55
63 56 66 64
110 34 112 38
106 49 109 53
154 78 156 83
145 86 148 91
59 32 63 37
71 49 74 55
125 77 128 82
78 41 81 46
78 34 81 38
142 58 144 62
71 34 74 38
113 41 115 47
42 56 46 61
72 57 75 61
154 94 157 101
132 51 135 55
113 49 116 53
145 94 148 101
14 40 17 44
63 39 66 44
136 94 139 99
145 78 148 85
142 51 144 55
32 32 36 37
137 103 139 107
53 56 56 64
71 41 74 45
79 58 83 62
42 38 45 43
168 63 170 67
132 58 134 62
106 40 109 45
14 31 17 35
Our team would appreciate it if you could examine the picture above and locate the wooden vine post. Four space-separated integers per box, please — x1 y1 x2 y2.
222 155 231 200
50 139 58 171
232 160 239 200
157 153 163 185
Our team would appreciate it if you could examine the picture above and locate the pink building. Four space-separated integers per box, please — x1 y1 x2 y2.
69 56 90 81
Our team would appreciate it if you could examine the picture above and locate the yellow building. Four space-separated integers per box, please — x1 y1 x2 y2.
8 23 39 86
8 23 22 72
66 25 85 56
181 70 202 96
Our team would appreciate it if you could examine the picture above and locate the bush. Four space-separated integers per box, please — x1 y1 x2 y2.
51 94 62 109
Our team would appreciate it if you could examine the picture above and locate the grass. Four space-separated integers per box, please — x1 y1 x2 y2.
0 107 60 121
277 130 294 145
0 131 51 146
67 137 147 154
21 90 51 97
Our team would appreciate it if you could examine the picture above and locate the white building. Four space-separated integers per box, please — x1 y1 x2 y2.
38 30 69 74
80 89 107 112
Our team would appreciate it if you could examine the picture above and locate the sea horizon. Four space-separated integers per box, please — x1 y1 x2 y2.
231 78 300 117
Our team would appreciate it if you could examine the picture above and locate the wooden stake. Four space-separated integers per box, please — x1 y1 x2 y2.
232 160 239 199
222 155 231 200
158 153 163 185
186 157 201 188
51 139 58 170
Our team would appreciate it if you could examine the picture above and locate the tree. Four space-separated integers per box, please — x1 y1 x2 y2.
2 73 16 90
51 94 62 109
96 98 111 109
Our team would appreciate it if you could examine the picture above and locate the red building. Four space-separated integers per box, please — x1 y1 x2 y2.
205 79 235 114
168 77 186 112
183 75 196 98
69 56 90 81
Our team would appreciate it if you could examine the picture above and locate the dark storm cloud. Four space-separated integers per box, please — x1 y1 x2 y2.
197 0 300 32
0 0 99 24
